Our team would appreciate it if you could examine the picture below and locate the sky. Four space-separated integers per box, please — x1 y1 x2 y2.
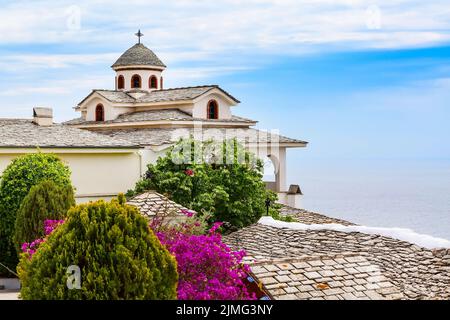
1 0 450 184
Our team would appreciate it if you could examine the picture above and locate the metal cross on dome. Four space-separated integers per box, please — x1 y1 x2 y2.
135 29 144 44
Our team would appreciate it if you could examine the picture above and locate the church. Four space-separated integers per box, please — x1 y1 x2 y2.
0 32 307 207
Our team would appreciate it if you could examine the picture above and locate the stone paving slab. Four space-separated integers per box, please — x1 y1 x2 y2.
0 290 19 300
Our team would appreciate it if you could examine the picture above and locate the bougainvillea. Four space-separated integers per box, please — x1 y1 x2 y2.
21 219 65 258
152 217 256 300
43 219 65 236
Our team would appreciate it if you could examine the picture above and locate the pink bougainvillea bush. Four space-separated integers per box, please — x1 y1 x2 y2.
152 216 256 300
21 219 64 258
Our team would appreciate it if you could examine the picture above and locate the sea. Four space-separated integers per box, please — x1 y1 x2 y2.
288 159 450 241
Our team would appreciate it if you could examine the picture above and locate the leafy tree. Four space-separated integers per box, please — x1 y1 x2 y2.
0 152 72 275
17 197 178 300
128 138 278 229
14 180 75 251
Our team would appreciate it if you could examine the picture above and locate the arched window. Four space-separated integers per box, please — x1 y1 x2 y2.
149 76 158 89
207 100 219 119
95 104 104 122
117 75 125 89
131 74 141 89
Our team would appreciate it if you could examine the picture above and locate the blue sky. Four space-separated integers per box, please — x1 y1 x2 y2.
1 0 450 179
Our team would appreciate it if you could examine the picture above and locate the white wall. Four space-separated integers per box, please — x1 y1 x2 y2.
85 97 131 121
192 93 233 119
0 149 143 203
116 69 163 91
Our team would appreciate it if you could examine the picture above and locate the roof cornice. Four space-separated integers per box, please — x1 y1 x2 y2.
112 65 165 72
68 120 256 130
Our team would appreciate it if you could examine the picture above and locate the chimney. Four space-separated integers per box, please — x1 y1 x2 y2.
33 107 53 126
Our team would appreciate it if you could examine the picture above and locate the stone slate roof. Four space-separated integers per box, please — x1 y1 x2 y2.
97 127 308 147
0 119 139 149
112 43 166 68
127 191 195 219
280 206 355 226
248 254 404 300
76 86 240 107
224 206 450 300
93 90 135 104
64 109 256 126
137 85 240 103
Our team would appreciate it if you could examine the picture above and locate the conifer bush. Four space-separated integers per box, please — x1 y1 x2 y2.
0 152 71 275
17 197 178 300
13 180 75 251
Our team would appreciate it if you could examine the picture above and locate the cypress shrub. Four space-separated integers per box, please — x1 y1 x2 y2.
17 198 178 300
0 152 71 275
14 180 75 251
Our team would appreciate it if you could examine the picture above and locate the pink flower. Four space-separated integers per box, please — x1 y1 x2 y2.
44 219 64 235
209 222 223 234
181 209 195 218
21 219 65 259
151 220 255 300
21 242 28 253
185 169 194 176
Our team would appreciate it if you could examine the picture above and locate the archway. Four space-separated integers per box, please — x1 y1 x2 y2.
131 74 141 89
95 104 104 122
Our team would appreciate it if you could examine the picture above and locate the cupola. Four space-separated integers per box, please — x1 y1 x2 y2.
112 30 166 93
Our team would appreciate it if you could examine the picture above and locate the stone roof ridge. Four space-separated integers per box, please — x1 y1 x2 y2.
155 85 240 103
93 88 135 98
157 84 218 92
258 216 450 250
114 108 192 121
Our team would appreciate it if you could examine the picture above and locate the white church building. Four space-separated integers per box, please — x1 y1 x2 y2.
0 33 308 207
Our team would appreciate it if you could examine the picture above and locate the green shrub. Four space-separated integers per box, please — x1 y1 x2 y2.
127 138 279 230
14 180 75 251
0 152 72 275
17 197 178 300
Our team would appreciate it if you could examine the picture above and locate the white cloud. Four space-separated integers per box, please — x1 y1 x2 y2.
0 76 111 97
0 0 447 85
165 66 255 82
0 53 119 72
0 0 449 54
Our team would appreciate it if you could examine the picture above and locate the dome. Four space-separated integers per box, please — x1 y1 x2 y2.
112 43 166 69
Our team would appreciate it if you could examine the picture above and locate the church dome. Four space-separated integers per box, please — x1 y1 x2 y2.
112 43 166 69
